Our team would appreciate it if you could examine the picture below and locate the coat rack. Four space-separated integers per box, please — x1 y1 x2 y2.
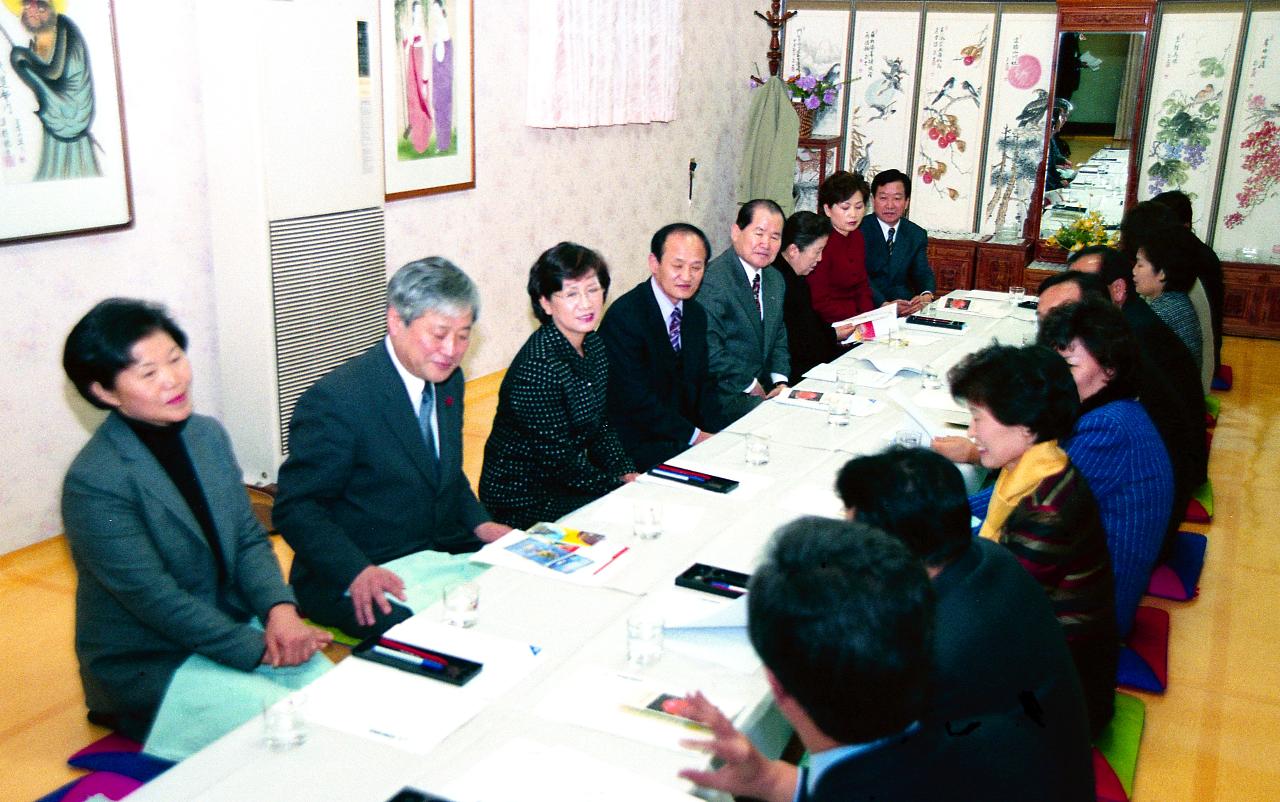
751 0 796 84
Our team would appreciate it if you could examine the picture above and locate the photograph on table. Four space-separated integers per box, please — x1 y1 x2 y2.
977 5 1057 238
381 0 474 198
1214 8 1280 262
845 2 921 182
1139 4 1244 238
780 1 852 139
908 5 997 235
0 0 131 241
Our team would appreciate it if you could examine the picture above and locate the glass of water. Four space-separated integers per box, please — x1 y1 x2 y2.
262 694 308 751
921 365 942 390
745 433 770 465
836 368 858 396
633 501 664 540
827 394 851 426
893 430 924 449
626 613 664 668
1008 285 1026 306
442 581 480 628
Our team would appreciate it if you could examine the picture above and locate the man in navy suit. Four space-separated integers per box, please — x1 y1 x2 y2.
600 223 726 471
697 199 791 422
274 258 511 639
860 168 936 315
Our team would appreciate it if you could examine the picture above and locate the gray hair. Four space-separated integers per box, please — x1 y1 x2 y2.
387 257 480 324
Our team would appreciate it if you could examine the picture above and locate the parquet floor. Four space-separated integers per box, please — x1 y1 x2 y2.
2 340 1277 801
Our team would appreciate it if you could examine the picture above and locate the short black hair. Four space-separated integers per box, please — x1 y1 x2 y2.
817 170 870 212
1151 190 1193 227
1065 244 1112 267
748 517 934 744
1094 247 1138 297
948 344 1079 441
836 448 972 569
527 242 611 324
734 198 785 230
1036 269 1110 303
64 298 189 410
650 223 711 264
1136 225 1198 293
1118 200 1179 260
871 168 912 199
1037 298 1141 398
782 210 832 252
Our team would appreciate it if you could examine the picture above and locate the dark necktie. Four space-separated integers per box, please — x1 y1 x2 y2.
419 383 439 478
886 226 896 257
668 305 682 353
751 271 762 318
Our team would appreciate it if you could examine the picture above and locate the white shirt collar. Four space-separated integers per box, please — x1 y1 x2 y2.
649 275 682 324
877 216 897 241
385 335 427 415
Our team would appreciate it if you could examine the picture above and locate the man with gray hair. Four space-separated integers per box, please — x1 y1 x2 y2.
275 258 511 639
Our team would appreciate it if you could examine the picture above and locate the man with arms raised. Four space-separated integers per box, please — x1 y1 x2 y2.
600 223 726 471
275 259 510 639
860 168 936 315
697 199 791 422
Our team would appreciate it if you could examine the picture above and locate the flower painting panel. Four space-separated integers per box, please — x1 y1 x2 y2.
978 7 1056 238
909 7 996 236
782 2 851 139
846 5 921 184
1139 7 1243 238
1214 9 1280 261
382 0 474 198
794 143 838 213
0 0 130 241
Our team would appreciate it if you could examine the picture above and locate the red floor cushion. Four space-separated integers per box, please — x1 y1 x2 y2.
1117 606 1169 693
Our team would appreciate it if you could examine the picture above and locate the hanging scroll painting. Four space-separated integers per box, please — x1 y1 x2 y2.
1213 9 1280 261
781 2 852 140
846 5 921 183
1139 6 1244 238
977 7 1056 238
909 7 997 235
0 0 131 241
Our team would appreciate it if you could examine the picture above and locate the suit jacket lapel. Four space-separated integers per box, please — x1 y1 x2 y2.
641 283 680 363
103 413 209 553
183 419 243 573
435 370 463 481
727 259 765 343
372 346 440 487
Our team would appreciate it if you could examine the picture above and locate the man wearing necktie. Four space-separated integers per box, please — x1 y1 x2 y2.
600 224 726 471
275 259 511 639
696 199 792 422
859 169 936 316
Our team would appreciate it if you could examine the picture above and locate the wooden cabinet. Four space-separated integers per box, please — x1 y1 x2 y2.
975 240 1032 291
1222 261 1280 339
1022 264 1065 295
926 239 976 296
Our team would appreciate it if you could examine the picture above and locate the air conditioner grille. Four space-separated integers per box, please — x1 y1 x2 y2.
270 207 386 455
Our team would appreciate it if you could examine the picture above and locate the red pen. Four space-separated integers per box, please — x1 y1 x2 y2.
378 637 451 666
593 546 629 575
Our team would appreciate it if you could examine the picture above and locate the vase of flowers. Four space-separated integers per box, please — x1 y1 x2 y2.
786 65 845 138
1043 211 1119 253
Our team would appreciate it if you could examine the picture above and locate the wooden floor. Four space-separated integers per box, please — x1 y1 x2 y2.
3 342 1278 800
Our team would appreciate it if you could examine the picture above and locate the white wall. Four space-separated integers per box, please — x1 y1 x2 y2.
0 1 767 554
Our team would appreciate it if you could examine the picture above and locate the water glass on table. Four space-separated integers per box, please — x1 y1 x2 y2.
1008 285 1026 306
826 394 851 426
745 433 770 466
893 430 924 449
442 581 480 628
835 368 858 396
262 694 307 751
626 613 664 668
921 365 942 391
633 501 664 540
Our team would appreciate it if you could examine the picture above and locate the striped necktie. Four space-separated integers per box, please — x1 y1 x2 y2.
668 305 682 353
751 271 762 318
886 226 896 257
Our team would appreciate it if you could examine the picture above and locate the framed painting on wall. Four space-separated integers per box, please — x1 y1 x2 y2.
0 0 131 242
381 0 474 200
846 3 922 183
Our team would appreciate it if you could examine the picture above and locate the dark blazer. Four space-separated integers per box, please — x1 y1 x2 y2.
274 342 488 630
860 213 935 306
599 278 724 471
697 247 790 422
480 325 635 529
62 413 296 739
772 255 841 382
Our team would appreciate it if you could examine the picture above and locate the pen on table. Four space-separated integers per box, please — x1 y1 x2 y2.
593 546 629 575
651 466 702 484
378 637 452 666
372 644 446 670
709 581 746 593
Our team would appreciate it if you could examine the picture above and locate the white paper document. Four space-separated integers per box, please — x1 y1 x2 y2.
887 388 951 439
656 589 761 673
304 622 544 754
441 736 700 802
834 304 897 344
470 524 629 585
854 352 925 376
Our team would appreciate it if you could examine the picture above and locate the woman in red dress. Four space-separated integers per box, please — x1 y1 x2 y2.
807 171 875 324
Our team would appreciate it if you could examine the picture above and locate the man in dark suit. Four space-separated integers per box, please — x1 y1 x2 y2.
860 168 936 314
274 258 511 639
678 517 1091 802
600 223 725 471
697 199 791 422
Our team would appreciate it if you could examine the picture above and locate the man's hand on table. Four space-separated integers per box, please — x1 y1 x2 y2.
262 603 332 667
677 691 798 802
348 565 407 628
474 521 513 543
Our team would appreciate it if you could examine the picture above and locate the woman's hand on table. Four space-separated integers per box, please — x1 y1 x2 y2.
262 603 332 667
834 323 856 342
620 473 640 483
932 435 979 464
474 521 513 543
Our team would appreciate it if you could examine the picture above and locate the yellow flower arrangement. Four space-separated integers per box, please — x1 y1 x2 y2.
1044 211 1120 252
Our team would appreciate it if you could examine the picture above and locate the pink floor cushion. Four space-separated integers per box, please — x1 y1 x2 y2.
1092 745 1129 802
1146 532 1208 601
1093 692 1146 799
68 732 173 781
1211 364 1233 391
1184 480 1214 524
36 771 142 802
1117 606 1170 693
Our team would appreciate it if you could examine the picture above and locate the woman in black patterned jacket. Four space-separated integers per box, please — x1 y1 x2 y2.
480 243 638 529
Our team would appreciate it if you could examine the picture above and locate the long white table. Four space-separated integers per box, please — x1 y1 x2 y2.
130 293 1037 802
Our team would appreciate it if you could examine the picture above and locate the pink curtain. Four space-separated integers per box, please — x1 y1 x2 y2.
526 0 682 128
